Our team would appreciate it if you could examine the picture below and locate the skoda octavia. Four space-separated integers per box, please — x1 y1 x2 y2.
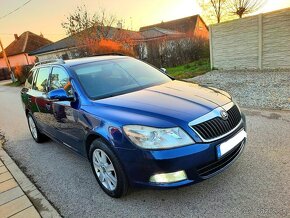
21 56 247 198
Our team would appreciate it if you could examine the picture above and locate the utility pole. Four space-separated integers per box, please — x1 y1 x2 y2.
0 38 16 82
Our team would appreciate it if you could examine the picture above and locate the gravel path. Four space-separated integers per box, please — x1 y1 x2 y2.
188 70 290 110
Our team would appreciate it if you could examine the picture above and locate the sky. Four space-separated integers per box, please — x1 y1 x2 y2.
0 0 290 46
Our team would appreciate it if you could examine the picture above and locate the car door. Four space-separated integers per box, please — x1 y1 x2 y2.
32 67 53 134
21 68 37 113
48 67 85 153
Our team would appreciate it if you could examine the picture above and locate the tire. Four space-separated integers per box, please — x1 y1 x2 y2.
27 113 47 143
89 139 128 198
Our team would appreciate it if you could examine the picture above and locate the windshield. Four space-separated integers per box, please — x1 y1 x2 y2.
72 57 172 99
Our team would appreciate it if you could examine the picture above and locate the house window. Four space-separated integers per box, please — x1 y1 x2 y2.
62 53 69 60
72 52 80 58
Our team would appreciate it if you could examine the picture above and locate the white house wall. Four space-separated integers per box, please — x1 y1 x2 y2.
36 49 78 62
0 54 36 69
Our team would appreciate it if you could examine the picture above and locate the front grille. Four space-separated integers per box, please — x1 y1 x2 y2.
197 141 244 177
191 105 241 140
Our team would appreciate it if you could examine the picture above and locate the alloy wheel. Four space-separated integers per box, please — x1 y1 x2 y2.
28 116 38 139
93 149 117 191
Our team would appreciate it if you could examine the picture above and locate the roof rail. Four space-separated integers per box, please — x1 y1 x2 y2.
90 53 126 57
34 59 65 67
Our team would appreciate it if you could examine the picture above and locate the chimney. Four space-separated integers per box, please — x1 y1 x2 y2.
14 34 19 40
117 21 122 29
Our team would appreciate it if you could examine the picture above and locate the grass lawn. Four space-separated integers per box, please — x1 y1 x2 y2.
166 59 210 79
5 80 23 87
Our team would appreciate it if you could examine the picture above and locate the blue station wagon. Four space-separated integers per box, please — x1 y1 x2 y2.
21 56 247 198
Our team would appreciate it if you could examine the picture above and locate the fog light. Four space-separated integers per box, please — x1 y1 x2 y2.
150 170 187 183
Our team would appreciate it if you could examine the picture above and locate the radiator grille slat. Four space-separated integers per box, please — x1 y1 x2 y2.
195 125 210 139
191 105 241 140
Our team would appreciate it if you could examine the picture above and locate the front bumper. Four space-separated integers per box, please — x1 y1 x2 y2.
116 115 247 188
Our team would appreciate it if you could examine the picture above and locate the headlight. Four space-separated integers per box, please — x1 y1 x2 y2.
123 125 194 149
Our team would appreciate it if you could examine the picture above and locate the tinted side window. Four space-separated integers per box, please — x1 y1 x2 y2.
49 67 72 95
34 67 50 92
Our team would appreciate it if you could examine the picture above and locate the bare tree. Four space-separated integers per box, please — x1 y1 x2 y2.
227 0 266 18
197 0 229 23
61 5 136 57
61 5 116 40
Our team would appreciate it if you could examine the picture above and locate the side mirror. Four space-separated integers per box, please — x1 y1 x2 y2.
47 88 74 101
160 68 167 74
160 67 175 79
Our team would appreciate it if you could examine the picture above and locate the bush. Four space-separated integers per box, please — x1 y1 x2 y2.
13 65 33 84
140 36 209 68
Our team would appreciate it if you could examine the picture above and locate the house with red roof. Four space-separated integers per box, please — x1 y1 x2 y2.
29 14 209 67
140 14 208 39
0 31 52 69
29 26 143 61
138 15 209 66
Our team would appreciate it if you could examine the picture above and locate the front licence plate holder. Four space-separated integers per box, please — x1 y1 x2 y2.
217 129 247 159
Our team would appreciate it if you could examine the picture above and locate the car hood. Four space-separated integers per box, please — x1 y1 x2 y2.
93 80 232 125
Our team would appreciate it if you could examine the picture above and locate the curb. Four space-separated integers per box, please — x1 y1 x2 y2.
0 147 61 218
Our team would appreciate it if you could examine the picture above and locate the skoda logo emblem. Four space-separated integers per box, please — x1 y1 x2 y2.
220 110 228 120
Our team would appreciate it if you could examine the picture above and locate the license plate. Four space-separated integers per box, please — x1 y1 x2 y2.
217 129 247 158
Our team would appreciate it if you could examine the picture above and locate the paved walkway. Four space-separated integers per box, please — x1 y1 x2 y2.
0 81 60 217
0 159 40 218
0 146 61 218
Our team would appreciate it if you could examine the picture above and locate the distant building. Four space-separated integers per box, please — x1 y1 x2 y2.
29 35 79 61
0 31 52 68
137 27 186 60
140 14 208 39
139 15 209 66
30 14 209 67
30 27 143 61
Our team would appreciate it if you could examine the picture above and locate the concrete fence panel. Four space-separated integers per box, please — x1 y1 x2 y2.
210 8 290 70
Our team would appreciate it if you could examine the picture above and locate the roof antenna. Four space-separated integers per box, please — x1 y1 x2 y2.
117 21 122 29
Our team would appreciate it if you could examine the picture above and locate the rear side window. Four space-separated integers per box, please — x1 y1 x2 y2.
25 69 35 88
34 67 51 92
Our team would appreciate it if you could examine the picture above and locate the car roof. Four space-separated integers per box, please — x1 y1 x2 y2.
34 55 129 69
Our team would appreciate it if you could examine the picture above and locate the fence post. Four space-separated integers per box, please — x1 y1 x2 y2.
209 25 214 70
258 14 263 70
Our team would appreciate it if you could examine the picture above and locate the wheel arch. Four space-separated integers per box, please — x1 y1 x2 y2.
85 133 112 160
